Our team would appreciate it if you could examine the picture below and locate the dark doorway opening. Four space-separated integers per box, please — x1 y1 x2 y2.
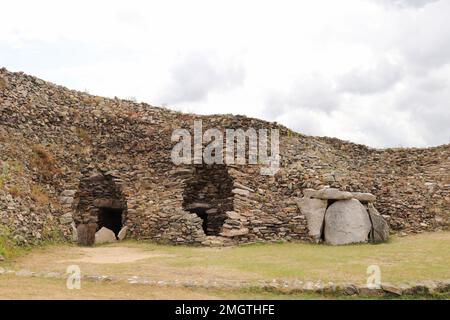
182 164 234 236
97 207 123 237
187 208 208 234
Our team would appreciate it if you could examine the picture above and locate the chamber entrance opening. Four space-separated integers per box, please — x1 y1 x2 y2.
182 164 234 236
74 170 128 246
187 208 208 234
98 207 123 237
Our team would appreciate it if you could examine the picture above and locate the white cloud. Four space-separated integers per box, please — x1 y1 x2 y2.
337 59 404 95
0 0 449 148
263 74 339 122
368 0 440 9
158 52 245 105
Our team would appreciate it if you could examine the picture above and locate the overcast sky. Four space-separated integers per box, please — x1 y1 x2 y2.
1 0 449 148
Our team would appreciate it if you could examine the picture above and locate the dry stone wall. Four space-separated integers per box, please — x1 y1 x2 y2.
0 68 448 246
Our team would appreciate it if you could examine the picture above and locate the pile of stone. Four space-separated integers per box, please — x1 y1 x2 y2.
297 188 390 245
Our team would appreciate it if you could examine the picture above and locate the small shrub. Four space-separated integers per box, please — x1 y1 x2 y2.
31 185 49 205
0 161 25 196
41 225 64 242
76 128 92 144
0 164 7 189
7 185 21 198
30 144 60 180
0 77 7 91
0 227 21 259
32 145 55 164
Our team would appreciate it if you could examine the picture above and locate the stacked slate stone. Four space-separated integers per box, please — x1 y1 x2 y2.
182 164 234 236
0 67 448 247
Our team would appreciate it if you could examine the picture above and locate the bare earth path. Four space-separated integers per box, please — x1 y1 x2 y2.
59 247 175 264
0 232 449 299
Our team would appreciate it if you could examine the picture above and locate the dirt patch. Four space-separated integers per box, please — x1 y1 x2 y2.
58 247 175 264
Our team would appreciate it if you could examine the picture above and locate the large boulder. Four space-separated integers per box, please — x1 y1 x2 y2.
368 204 390 243
296 198 327 241
95 227 117 244
324 199 372 245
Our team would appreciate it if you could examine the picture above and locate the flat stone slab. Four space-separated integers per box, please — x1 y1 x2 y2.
351 192 376 202
368 204 390 243
93 198 125 209
308 188 353 200
59 213 73 224
232 188 250 197
296 198 327 241
381 283 403 296
118 226 128 241
220 228 249 237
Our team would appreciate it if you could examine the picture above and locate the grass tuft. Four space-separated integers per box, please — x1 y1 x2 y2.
31 185 50 205
0 227 23 259
0 77 7 91
30 144 60 181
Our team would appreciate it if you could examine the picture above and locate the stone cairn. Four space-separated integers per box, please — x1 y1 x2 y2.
297 188 390 245
0 68 448 247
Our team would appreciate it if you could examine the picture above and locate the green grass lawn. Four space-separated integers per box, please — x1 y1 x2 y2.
0 275 446 300
1 232 449 299
3 231 449 287
133 231 450 284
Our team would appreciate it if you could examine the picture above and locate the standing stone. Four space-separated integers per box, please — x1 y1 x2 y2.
296 198 327 241
368 204 390 243
324 199 372 245
118 226 128 241
77 223 97 246
95 227 117 244
71 222 78 242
